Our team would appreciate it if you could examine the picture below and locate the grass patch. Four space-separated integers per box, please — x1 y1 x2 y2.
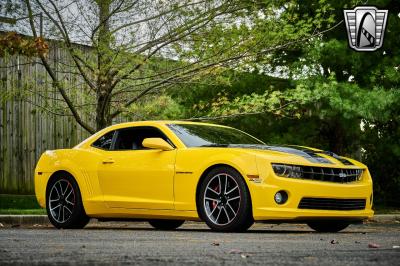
0 194 44 214
0 208 46 215
0 194 46 215
0 194 41 209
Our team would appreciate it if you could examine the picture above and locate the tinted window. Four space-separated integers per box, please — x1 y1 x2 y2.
168 124 264 147
113 127 171 150
92 130 115 150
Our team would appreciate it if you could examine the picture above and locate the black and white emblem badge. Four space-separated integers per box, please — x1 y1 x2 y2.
343 6 388 51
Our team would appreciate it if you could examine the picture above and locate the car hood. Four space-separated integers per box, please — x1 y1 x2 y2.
224 144 356 166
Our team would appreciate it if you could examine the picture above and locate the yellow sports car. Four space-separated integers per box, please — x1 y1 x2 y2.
35 121 373 232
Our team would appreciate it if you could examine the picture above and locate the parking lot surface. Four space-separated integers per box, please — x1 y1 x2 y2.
1 222 399 265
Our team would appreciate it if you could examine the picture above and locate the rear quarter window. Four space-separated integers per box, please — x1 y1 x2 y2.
92 131 115 150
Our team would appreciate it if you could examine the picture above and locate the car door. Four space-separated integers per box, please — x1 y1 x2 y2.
97 126 176 210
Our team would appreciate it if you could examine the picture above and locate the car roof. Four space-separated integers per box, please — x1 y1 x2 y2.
108 120 230 128
74 120 231 149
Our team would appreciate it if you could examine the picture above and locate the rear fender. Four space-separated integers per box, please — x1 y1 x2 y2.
34 149 93 209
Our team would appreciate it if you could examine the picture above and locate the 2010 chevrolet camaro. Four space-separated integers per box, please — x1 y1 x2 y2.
35 121 373 232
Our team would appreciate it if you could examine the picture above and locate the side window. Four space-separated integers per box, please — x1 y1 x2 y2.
113 127 171 150
92 130 115 150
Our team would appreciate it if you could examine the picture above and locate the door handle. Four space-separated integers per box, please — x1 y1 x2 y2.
102 158 115 164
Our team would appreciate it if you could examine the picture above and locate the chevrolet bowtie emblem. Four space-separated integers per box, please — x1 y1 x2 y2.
343 6 388 52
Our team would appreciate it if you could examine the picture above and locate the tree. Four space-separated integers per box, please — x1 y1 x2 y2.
264 0 400 206
22 0 336 133
178 0 400 206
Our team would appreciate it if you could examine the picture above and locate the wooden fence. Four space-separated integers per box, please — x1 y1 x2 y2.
0 41 92 194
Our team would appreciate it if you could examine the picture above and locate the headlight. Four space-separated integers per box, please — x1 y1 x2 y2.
272 163 303 178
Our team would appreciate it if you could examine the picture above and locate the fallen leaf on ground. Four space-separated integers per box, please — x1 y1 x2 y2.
304 256 317 261
368 243 380 248
229 249 242 254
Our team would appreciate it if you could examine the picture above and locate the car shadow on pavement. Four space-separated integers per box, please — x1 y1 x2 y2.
77 226 368 234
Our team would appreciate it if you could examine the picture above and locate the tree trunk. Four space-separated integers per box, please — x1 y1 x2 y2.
96 90 112 131
95 0 113 131
325 119 345 155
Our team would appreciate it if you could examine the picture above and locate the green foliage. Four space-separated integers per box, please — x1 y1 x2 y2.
171 0 400 207
122 95 185 121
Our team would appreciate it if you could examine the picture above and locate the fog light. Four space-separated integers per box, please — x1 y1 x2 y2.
274 191 288 204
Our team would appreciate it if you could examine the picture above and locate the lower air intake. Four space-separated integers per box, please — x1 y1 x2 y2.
298 197 366 210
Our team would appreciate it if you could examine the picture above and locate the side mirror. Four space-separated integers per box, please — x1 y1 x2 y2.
142 138 174 151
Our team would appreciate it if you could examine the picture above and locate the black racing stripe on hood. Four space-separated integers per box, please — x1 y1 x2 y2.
285 145 354 166
227 144 333 164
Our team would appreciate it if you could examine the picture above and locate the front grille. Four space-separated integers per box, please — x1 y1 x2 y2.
298 197 366 210
301 166 363 183
272 164 363 183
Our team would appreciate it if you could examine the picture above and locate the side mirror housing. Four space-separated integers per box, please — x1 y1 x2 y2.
142 138 174 151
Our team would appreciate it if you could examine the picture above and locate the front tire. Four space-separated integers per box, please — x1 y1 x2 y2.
148 219 185 230
307 221 350 232
46 173 89 229
197 166 253 232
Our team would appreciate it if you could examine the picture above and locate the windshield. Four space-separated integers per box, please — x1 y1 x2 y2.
168 123 264 147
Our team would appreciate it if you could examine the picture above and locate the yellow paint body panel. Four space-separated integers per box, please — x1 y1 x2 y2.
34 121 374 222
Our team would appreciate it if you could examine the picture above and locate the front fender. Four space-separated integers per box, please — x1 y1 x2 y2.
173 148 258 211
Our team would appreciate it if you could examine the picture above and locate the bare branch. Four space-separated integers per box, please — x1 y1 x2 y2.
25 0 95 134
109 3 237 91
44 0 96 88
110 0 207 34
25 98 73 116
90 0 139 41
110 19 344 118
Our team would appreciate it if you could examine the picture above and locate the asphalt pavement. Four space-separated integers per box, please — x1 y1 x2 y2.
0 221 399 265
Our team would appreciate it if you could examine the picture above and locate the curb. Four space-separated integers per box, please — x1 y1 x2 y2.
368 214 400 223
0 214 399 226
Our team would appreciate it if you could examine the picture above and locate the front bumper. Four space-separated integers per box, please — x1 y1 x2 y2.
249 163 374 222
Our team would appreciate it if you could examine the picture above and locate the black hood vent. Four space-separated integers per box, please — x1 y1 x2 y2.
225 144 354 165
288 146 354 166
228 144 333 164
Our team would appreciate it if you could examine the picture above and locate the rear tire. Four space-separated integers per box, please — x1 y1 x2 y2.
197 166 253 232
307 221 350 232
46 173 89 229
148 219 185 230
